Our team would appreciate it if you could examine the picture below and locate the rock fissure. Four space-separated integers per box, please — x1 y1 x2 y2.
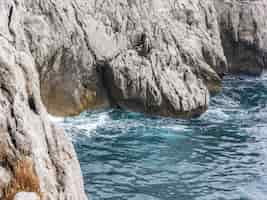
71 3 98 62
8 6 13 28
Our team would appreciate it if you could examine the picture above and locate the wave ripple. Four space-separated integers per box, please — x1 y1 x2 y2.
57 76 267 200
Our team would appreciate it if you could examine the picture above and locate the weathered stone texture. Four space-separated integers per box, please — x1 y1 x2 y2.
1 0 267 198
0 1 87 200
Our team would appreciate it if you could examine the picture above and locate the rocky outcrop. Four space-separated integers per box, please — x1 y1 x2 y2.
0 1 87 200
19 0 227 117
1 0 267 199
4 1 267 118
215 0 267 75
99 0 227 117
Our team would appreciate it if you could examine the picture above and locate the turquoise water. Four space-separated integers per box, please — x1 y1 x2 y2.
59 76 267 200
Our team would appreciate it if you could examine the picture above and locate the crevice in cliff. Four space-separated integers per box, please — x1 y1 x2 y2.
0 85 13 104
28 96 38 114
133 33 152 57
7 124 17 151
8 106 20 153
96 62 120 109
7 5 16 42
71 2 98 62
8 6 13 28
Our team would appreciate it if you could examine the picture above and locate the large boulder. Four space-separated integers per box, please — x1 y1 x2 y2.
97 0 227 118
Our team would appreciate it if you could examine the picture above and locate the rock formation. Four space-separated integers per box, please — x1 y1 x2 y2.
0 1 87 200
1 0 267 199
215 0 267 75
99 0 227 118
15 0 267 118
20 0 228 117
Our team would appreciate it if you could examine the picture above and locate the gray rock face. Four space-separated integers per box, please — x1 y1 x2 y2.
0 1 87 200
99 0 226 117
1 0 267 198
215 0 267 75
17 0 227 117
2 0 266 118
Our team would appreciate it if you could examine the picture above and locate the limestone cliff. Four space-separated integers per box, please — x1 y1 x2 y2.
0 1 87 200
21 0 227 117
215 0 267 75
31 0 267 118
1 0 267 199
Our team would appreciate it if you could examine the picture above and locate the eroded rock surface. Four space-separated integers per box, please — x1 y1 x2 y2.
99 0 226 117
17 0 267 118
17 0 228 117
1 2 267 117
215 0 267 75
0 1 87 200
1 0 267 199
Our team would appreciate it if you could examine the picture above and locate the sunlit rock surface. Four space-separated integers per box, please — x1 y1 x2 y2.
0 1 87 199
9 0 266 117
18 0 228 117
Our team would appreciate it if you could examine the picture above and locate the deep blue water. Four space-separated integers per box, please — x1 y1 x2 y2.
57 76 267 200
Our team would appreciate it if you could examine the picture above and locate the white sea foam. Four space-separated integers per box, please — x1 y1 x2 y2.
74 112 109 133
49 111 110 139
200 108 230 123
163 125 189 132
260 71 267 80
49 114 64 123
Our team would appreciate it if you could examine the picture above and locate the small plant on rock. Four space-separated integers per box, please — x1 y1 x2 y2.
2 158 42 200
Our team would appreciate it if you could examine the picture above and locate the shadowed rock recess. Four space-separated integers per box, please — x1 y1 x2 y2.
0 0 267 199
215 0 267 75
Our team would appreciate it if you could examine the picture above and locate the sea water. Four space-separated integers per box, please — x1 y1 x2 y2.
57 76 267 200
